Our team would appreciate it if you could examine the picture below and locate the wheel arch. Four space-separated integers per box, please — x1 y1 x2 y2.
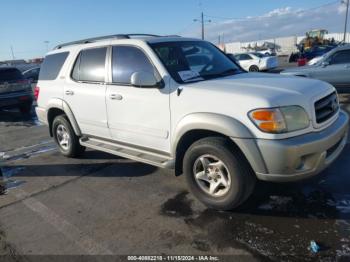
172 113 255 176
46 98 82 137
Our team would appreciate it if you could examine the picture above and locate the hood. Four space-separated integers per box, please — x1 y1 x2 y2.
181 72 332 104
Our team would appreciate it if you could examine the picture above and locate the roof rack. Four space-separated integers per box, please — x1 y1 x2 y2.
54 34 170 50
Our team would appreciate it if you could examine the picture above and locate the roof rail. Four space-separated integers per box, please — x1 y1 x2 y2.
54 34 164 50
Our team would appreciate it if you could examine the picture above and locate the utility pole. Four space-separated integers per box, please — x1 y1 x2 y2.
194 12 211 40
201 12 205 40
44 41 50 52
10 46 15 60
343 0 350 42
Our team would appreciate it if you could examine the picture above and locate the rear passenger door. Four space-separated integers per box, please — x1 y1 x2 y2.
106 45 171 153
64 47 110 139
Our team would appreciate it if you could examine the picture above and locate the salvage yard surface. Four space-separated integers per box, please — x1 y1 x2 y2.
0 97 350 261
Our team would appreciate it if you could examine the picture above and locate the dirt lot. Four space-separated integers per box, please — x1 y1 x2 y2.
0 95 349 261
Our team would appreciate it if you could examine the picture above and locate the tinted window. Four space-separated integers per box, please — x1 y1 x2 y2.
240 54 253 60
0 68 23 82
24 68 40 81
39 52 69 80
112 46 156 84
235 54 252 61
331 50 350 64
72 47 107 82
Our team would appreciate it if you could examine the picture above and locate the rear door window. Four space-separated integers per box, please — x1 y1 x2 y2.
0 68 23 82
39 52 69 80
72 47 107 82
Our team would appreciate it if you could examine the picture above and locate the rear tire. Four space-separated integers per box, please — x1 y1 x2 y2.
249 65 259 72
183 137 256 210
52 115 85 158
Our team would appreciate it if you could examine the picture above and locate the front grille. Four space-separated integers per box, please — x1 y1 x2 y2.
314 92 339 124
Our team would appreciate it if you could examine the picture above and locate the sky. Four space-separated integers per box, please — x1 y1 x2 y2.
0 0 348 60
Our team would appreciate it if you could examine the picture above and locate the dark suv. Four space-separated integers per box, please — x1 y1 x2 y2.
0 67 33 114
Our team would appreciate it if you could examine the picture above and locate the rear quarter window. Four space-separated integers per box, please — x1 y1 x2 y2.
39 52 69 80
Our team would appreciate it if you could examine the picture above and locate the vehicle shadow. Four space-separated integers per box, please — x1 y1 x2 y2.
1 159 158 179
0 107 38 126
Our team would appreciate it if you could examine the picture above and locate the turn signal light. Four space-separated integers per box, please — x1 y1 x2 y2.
249 109 287 133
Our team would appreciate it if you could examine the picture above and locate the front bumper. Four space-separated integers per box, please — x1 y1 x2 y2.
246 110 348 182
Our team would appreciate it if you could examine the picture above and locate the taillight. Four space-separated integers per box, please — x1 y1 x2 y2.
34 86 40 101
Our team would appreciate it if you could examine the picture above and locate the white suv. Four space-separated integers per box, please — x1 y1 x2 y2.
35 34 349 210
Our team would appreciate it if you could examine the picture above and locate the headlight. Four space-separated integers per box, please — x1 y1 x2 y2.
249 106 310 133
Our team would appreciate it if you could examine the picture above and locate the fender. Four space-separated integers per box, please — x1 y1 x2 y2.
172 112 254 155
172 113 267 174
46 98 82 136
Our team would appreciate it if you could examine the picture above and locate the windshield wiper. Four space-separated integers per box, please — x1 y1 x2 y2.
181 68 241 83
203 68 241 80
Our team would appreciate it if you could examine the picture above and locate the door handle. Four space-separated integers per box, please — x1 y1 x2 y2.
109 93 123 100
65 90 74 96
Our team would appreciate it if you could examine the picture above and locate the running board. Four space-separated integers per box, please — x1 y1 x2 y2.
79 137 175 169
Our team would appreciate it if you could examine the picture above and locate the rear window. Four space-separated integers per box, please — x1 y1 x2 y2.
39 52 69 80
0 68 23 82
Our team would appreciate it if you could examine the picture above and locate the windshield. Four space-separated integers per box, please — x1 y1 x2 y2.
150 41 243 83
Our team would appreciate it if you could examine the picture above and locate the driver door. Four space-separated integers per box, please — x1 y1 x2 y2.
105 45 171 153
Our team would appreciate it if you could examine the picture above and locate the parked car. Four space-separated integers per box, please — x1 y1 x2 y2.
0 67 33 114
281 44 350 90
303 45 336 61
234 52 278 72
289 45 337 63
22 66 40 90
36 34 348 210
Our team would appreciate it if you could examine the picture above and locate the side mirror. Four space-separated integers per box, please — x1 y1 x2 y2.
131 71 159 88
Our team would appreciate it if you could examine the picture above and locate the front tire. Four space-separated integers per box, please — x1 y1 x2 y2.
52 115 85 158
183 137 256 211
